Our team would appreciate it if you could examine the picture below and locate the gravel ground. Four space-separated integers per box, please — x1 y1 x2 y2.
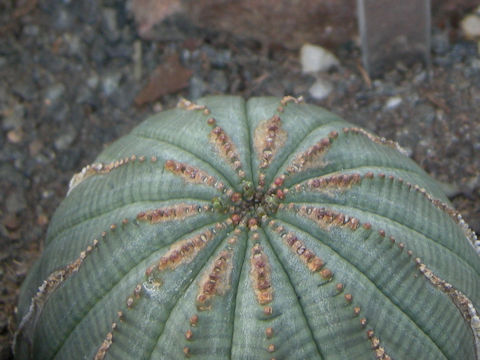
1 1 479 358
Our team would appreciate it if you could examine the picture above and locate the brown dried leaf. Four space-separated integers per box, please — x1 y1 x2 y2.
134 54 192 106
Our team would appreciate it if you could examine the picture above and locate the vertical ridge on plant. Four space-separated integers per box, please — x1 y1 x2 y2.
15 96 479 359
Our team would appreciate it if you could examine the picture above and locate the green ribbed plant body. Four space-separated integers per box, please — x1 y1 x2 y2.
15 96 480 359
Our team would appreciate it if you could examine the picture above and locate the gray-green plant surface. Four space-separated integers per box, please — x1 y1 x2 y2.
15 96 480 359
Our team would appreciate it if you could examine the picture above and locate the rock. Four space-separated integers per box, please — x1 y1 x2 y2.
102 8 120 43
72 0 100 24
7 128 24 144
263 78 286 97
109 80 138 110
308 78 333 100
64 33 84 58
101 72 122 97
189 75 207 100
29 139 43 156
87 74 100 89
53 8 73 30
44 83 66 105
0 164 26 186
133 40 143 80
75 84 94 104
90 37 107 65
414 71 427 84
12 78 37 101
81 24 96 44
37 213 49 226
2 103 25 130
201 45 232 68
300 43 340 74
2 214 21 231
384 96 403 110
57 148 82 171
413 104 436 126
208 70 229 93
54 125 77 150
105 43 133 59
22 24 40 37
431 32 450 55
6 190 27 214
449 42 478 64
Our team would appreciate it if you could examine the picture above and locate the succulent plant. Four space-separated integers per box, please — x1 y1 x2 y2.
15 96 480 359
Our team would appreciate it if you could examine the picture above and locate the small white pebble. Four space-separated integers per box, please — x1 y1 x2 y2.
300 43 339 73
384 96 402 110
308 78 333 100
461 9 480 39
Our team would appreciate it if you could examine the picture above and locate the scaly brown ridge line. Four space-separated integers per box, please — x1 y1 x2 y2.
293 172 362 194
144 221 231 283
94 322 117 360
366 330 393 360
94 331 112 360
177 98 211 115
263 219 374 356
136 204 211 224
209 125 246 179
269 218 408 356
331 283 376 355
254 115 287 169
283 130 338 178
391 176 478 251
276 95 305 113
147 229 216 273
342 127 408 156
196 249 234 310
14 232 103 349
164 159 227 192
385 173 478 249
250 243 273 305
417 260 480 356
291 170 478 251
68 154 151 195
284 204 360 231
94 310 126 360
269 223 330 276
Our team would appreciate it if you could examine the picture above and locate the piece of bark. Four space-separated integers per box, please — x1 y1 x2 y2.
131 0 480 49
132 0 356 49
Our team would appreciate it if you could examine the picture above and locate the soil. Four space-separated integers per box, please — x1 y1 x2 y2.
0 1 479 359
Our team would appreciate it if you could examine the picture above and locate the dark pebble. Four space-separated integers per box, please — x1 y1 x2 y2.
72 0 101 24
11 79 37 101
106 43 133 59
208 70 229 93
102 8 120 43
431 32 450 55
56 148 82 171
189 76 207 100
52 8 74 30
201 45 232 68
90 37 108 65
6 190 27 214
